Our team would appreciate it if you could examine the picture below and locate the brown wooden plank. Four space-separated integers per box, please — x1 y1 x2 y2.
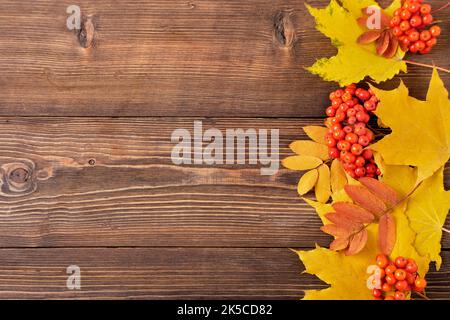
0 247 448 299
0 0 448 117
0 117 448 248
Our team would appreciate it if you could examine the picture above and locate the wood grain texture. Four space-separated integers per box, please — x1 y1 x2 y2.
0 117 448 248
0 0 448 116
0 248 448 300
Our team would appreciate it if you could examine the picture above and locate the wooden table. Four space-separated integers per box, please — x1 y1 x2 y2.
0 0 448 299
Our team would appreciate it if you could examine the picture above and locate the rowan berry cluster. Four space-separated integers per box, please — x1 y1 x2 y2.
324 84 381 179
370 254 427 300
391 0 441 54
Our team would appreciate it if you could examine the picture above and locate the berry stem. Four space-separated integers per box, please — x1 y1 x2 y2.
432 2 450 14
403 59 450 74
443 227 450 234
414 291 430 300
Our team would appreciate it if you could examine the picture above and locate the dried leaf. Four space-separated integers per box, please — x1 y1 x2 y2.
330 238 350 251
316 164 331 203
330 159 347 194
303 126 328 144
332 202 375 224
346 229 368 256
378 213 396 255
321 224 352 238
357 30 381 44
383 31 398 58
282 155 322 171
359 177 399 206
289 141 329 160
297 169 319 196
344 185 388 217
376 31 390 56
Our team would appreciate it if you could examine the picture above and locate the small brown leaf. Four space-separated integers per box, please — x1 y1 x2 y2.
359 177 400 206
325 212 362 231
376 31 390 56
378 214 396 255
357 30 381 44
344 185 387 218
321 224 352 238
346 229 368 256
330 238 350 251
383 32 398 58
332 202 375 224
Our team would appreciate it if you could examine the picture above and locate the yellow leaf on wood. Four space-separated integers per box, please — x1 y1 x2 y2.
290 141 329 160
316 164 331 203
331 159 347 194
303 126 328 144
282 155 322 171
297 169 319 196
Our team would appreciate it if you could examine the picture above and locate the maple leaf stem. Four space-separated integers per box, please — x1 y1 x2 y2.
432 2 450 14
403 60 450 74
442 227 450 234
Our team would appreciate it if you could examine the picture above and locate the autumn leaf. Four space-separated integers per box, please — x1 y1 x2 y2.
406 167 450 270
316 164 331 203
297 169 319 196
282 155 322 171
306 0 405 86
330 159 348 194
289 141 329 160
303 126 328 144
371 69 450 183
295 224 380 300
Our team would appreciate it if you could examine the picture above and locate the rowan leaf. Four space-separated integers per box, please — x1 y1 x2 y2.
378 213 396 255
316 164 331 203
331 159 347 194
344 185 388 217
306 0 405 86
289 141 329 160
303 126 328 144
406 167 450 270
282 155 322 171
332 202 375 224
359 177 399 206
346 229 368 256
297 169 319 196
371 70 450 183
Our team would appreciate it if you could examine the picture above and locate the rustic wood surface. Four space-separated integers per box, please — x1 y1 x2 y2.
0 0 449 299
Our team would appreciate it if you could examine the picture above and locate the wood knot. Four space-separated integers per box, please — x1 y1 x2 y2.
1 161 37 196
273 10 296 48
9 168 30 184
78 16 96 48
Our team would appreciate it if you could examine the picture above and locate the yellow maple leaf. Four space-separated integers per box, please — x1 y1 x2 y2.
406 167 450 270
306 0 406 86
371 70 450 183
297 166 430 299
